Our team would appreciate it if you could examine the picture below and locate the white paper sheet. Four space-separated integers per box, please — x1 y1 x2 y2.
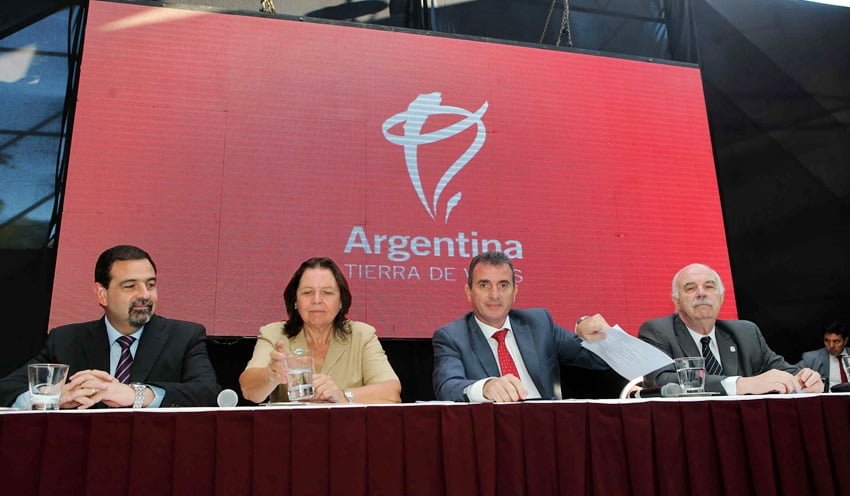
581 325 674 379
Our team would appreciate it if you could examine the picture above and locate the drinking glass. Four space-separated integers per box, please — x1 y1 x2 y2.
28 363 69 410
285 349 314 401
674 357 705 394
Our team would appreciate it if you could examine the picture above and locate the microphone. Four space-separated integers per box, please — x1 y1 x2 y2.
831 382 850 393
629 383 684 399
217 388 239 407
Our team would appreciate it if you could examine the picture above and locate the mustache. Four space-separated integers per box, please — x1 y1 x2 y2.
129 298 153 313
692 297 714 307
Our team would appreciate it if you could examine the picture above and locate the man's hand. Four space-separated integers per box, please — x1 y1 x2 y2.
77 369 137 407
98 381 137 408
576 314 610 341
482 375 527 402
65 369 144 408
795 367 824 393
736 369 799 395
60 369 109 409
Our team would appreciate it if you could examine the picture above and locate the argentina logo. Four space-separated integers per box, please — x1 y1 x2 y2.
382 92 488 223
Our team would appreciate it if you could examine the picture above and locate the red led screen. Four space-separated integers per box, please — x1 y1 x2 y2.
51 0 735 337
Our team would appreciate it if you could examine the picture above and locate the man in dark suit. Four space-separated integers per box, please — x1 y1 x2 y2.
639 263 823 395
797 321 849 392
0 245 220 408
432 251 609 402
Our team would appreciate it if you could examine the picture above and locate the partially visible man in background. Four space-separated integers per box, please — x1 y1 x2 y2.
798 321 849 392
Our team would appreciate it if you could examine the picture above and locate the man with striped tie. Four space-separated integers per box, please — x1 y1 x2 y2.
638 263 823 395
0 245 220 408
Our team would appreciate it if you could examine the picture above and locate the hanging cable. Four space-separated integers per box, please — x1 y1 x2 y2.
540 0 572 46
539 0 557 43
556 0 572 47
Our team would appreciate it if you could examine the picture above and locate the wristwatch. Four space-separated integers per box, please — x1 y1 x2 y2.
130 383 147 408
343 389 354 403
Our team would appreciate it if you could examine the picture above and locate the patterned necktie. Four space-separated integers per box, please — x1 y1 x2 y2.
115 335 136 384
839 355 848 383
492 329 519 377
700 336 724 376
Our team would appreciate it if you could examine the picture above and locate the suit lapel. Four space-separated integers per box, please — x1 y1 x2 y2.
674 316 738 375
83 318 111 372
714 323 739 376
672 316 700 357
131 315 168 382
817 349 829 379
322 333 346 374
511 315 545 394
467 315 500 378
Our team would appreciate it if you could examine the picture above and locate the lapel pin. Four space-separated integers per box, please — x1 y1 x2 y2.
729 346 736 352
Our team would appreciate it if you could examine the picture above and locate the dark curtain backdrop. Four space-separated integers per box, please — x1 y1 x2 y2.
0 250 54 377
691 0 850 360
1 0 849 398
0 0 66 38
428 0 673 58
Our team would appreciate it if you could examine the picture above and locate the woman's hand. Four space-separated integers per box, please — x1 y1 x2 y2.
312 373 344 403
267 340 290 386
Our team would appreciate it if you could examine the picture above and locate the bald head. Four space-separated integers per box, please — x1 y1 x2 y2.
671 263 725 299
671 263 725 334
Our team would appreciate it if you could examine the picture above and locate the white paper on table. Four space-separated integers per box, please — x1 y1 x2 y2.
580 325 674 379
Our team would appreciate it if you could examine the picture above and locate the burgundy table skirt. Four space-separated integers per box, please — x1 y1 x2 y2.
1 395 848 496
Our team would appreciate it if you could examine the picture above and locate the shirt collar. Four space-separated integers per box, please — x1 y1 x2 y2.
685 325 716 344
474 315 513 339
104 316 144 345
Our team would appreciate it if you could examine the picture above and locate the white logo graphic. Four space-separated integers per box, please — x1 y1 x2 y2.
382 92 488 223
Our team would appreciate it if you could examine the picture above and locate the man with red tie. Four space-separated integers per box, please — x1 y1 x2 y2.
798 321 849 392
432 251 608 402
0 245 220 409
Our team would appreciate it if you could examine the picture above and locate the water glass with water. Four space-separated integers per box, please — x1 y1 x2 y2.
28 363 69 410
285 349 314 401
674 356 706 394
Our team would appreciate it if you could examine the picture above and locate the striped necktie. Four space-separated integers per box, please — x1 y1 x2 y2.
115 335 136 384
700 336 724 376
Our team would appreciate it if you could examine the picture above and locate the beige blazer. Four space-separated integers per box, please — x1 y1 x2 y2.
245 320 399 402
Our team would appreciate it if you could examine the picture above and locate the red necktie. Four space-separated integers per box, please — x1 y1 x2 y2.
840 356 848 383
492 329 519 378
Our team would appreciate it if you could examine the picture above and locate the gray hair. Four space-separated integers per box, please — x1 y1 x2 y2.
671 263 725 298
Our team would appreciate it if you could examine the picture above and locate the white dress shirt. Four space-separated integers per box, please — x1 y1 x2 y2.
464 316 542 402
685 326 739 395
827 353 849 389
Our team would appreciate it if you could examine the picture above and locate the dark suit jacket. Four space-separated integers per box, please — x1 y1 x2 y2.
798 348 833 391
0 315 221 407
432 308 608 402
639 313 797 394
